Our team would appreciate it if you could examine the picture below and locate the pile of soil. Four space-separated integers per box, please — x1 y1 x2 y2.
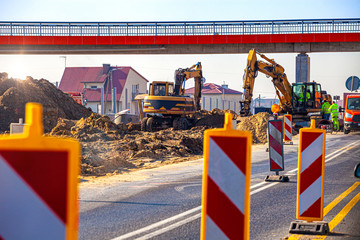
50 110 272 176
236 112 270 143
193 108 237 128
0 73 92 133
51 113 205 175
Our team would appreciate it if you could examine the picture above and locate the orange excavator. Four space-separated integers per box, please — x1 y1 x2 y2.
141 62 205 131
239 49 329 122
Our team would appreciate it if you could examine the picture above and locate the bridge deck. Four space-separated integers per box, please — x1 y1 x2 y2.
0 19 359 37
0 19 359 54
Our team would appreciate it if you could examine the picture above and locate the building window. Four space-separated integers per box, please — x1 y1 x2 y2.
132 84 139 100
216 99 218 108
125 89 128 109
210 97 212 110
203 97 206 109
91 85 97 89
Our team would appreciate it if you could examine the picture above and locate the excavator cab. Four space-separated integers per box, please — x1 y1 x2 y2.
291 82 322 113
149 81 174 96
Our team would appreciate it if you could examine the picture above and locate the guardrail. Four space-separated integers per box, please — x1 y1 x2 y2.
0 19 359 36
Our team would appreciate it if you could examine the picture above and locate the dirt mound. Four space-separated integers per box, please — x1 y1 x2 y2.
49 106 272 176
78 127 205 175
194 108 237 128
0 73 92 133
50 118 77 136
49 113 205 175
237 112 270 143
50 108 274 176
51 113 127 141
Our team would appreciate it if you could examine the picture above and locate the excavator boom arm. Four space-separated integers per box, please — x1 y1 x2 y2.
174 62 203 111
240 49 293 116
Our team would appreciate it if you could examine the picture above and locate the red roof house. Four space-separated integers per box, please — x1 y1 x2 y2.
185 83 242 112
59 64 148 114
185 83 242 95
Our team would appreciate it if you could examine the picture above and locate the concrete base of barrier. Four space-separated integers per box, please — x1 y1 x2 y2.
289 220 329 235
264 175 289 182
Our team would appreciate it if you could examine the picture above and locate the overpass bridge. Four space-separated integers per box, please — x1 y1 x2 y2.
0 18 359 54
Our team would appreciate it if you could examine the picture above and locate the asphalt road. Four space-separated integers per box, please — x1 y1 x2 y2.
79 132 360 240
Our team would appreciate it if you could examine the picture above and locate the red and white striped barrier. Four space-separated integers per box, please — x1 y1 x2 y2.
0 151 68 239
296 127 326 221
284 114 292 142
201 113 252 240
268 119 284 171
0 103 79 240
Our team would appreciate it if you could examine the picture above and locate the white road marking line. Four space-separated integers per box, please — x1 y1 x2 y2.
250 182 279 195
111 139 359 240
250 181 268 189
111 206 201 240
325 140 359 163
134 213 202 240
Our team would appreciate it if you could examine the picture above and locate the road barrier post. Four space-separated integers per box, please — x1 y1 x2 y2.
0 103 80 240
289 119 329 235
201 113 252 240
283 113 293 145
265 119 289 182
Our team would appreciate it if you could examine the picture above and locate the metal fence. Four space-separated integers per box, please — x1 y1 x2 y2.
0 19 359 36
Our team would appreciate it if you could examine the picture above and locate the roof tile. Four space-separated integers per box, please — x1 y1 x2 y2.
185 83 242 95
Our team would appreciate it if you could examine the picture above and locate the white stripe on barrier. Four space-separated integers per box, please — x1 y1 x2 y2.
299 176 322 216
269 122 282 141
0 156 65 240
285 116 291 126
300 134 323 173
205 216 229 240
269 146 282 166
208 138 245 213
285 130 291 140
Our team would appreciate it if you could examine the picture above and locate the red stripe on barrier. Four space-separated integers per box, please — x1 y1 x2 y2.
301 132 322 152
300 197 321 218
270 121 282 132
211 136 247 174
207 177 244 239
269 134 282 156
299 155 322 194
285 123 291 133
0 150 68 224
270 159 282 169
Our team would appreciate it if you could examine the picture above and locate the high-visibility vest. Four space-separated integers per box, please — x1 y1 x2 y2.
329 103 339 117
299 92 310 102
321 102 331 114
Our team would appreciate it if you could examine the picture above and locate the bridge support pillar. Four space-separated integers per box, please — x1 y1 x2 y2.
296 53 310 83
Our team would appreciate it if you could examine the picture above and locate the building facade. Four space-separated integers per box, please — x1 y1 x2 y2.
185 83 243 112
59 64 148 115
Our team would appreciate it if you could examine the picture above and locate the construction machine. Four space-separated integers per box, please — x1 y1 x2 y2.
141 62 204 131
240 49 327 123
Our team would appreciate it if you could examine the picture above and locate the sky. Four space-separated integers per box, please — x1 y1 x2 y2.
1 0 360 99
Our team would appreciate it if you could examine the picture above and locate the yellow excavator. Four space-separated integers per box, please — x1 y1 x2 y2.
240 49 327 122
141 62 204 131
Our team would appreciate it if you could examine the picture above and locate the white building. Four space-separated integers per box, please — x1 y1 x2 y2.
185 83 243 112
59 64 148 115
